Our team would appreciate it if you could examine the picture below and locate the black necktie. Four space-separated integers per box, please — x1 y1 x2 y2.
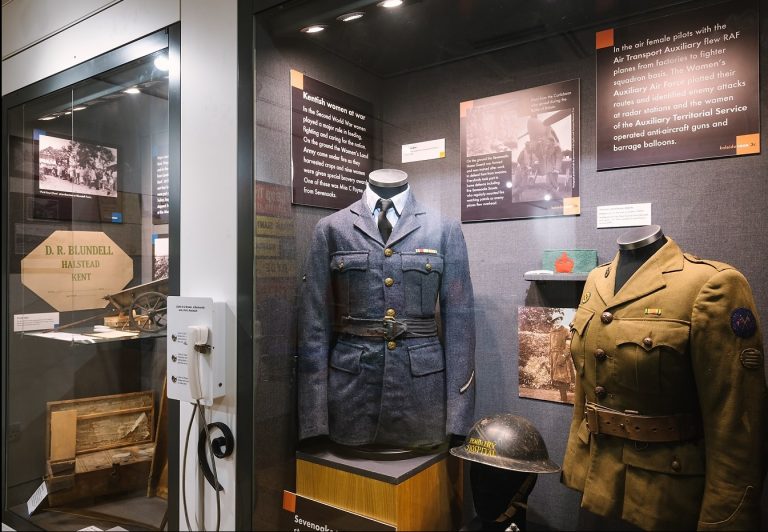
377 198 394 243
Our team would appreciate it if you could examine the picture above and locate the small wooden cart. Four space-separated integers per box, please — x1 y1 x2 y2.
104 278 168 332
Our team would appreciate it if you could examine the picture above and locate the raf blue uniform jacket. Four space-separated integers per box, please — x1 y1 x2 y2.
298 193 476 447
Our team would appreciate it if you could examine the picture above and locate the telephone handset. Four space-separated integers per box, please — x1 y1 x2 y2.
187 325 210 401
167 297 227 404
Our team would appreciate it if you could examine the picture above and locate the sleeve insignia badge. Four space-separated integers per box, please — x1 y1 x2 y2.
739 348 763 370
730 307 757 338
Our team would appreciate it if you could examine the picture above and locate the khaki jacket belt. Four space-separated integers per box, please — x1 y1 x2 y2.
336 316 438 340
584 402 701 443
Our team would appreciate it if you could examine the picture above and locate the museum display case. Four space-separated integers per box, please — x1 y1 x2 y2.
2 27 180 531
243 0 766 530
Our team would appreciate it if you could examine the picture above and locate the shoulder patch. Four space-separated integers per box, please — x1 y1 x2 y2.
731 308 757 338
683 253 733 272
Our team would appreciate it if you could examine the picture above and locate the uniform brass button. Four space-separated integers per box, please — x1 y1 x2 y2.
643 337 653 347
384 277 394 287
384 248 393 257
594 386 607 399
386 308 396 317
387 340 397 350
425 263 432 271
601 311 613 324
671 460 681 472
338 261 344 270
594 348 607 361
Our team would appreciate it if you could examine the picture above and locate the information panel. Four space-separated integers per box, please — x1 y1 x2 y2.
291 70 374 210
596 0 759 170
460 79 580 222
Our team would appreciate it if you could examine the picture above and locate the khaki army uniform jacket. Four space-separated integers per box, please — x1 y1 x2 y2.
561 239 766 530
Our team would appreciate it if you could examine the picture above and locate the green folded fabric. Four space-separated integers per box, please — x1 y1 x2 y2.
542 249 598 273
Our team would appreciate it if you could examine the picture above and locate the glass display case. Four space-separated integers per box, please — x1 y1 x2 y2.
2 28 179 531
245 1 767 530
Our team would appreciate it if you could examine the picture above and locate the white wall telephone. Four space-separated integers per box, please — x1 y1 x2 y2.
167 297 227 404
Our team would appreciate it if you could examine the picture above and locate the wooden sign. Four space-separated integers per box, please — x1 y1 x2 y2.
21 230 133 311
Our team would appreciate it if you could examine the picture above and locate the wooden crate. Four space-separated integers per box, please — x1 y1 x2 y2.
45 391 155 506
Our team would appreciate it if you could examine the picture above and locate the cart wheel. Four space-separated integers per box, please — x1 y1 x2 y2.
130 291 168 332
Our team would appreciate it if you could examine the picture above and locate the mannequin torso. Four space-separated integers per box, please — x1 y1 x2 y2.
614 225 667 294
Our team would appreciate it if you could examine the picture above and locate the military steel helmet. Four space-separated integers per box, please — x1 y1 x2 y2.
450 413 560 474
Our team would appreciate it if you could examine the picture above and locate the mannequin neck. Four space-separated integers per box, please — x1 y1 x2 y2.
615 236 667 293
369 182 408 199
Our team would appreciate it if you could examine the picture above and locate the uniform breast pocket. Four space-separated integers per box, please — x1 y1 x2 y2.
569 307 594 376
330 251 369 316
401 253 444 316
613 320 690 393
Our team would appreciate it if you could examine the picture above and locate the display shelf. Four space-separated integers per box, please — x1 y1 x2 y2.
524 272 588 282
19 328 166 345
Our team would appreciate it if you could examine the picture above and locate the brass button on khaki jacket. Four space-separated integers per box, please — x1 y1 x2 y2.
561 238 767 531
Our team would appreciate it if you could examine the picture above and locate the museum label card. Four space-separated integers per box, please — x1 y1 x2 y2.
14 312 59 332
597 203 652 228
402 138 445 163
26 480 48 515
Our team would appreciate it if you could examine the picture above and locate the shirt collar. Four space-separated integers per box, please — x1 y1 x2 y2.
364 183 409 216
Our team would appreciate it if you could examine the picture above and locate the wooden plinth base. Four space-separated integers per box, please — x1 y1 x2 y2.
295 444 461 531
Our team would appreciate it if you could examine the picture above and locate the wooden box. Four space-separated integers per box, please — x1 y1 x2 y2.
45 391 155 506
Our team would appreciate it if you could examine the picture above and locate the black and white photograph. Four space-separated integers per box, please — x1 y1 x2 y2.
153 235 169 280
461 79 580 221
38 133 118 198
518 306 577 405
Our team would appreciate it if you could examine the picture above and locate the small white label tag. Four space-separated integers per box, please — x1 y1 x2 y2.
402 138 445 163
26 480 48 515
14 312 59 332
596 203 652 228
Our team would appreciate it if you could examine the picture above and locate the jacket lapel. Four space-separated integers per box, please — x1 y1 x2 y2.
350 198 384 245
601 239 685 310
386 194 424 247
594 254 619 306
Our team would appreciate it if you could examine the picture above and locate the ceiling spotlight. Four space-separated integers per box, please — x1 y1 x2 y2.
300 24 327 34
39 116 56 121
154 55 170 71
72 106 87 111
337 12 364 22
123 87 141 94
544 194 552 201
378 0 403 8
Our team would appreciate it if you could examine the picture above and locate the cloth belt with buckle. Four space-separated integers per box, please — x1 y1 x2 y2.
335 315 438 340
584 402 700 443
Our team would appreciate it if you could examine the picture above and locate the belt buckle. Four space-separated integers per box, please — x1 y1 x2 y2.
584 403 599 435
383 316 407 340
